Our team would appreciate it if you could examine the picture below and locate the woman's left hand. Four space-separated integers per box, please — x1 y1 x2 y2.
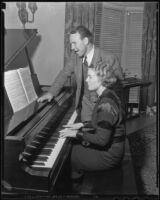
59 128 77 138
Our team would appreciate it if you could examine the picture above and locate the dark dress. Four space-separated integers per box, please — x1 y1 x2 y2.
71 88 126 179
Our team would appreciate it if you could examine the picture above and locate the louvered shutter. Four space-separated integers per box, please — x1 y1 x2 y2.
125 12 143 77
94 3 103 47
98 7 124 62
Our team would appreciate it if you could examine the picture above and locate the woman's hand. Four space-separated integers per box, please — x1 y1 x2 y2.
62 122 84 130
59 128 78 138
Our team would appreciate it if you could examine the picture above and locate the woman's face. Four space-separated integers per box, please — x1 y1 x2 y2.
86 68 102 91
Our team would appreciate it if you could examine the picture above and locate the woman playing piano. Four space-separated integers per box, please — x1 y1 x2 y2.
60 60 126 192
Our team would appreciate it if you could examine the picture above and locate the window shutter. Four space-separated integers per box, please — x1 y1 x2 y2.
98 7 124 62
125 12 143 77
94 3 103 47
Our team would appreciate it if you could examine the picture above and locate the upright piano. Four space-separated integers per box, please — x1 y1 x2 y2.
3 29 77 195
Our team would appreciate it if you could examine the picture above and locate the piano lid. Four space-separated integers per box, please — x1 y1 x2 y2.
5 29 37 69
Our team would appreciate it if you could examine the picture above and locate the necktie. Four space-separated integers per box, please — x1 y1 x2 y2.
82 56 88 89
83 56 88 82
80 57 87 100
83 56 88 67
82 56 92 103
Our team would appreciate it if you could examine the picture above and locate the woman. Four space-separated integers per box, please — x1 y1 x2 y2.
60 61 126 191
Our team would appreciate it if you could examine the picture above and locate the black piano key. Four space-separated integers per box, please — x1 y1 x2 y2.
32 140 41 144
42 127 50 131
39 148 52 155
25 145 37 153
24 150 36 158
22 153 34 163
30 141 41 148
44 126 51 130
36 135 46 138
40 129 48 133
39 132 50 138
49 138 58 143
51 131 59 137
22 154 33 162
50 136 59 141
22 158 28 162
34 136 46 143
33 156 48 162
30 161 45 166
38 133 48 139
45 143 55 148
22 151 32 158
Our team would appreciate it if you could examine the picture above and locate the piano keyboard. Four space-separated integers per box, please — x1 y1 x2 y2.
22 110 77 169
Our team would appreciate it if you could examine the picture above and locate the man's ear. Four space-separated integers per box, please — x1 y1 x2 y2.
83 37 89 45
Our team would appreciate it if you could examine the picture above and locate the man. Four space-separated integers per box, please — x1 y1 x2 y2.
38 25 124 122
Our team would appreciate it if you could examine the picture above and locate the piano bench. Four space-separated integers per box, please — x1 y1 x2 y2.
80 139 137 195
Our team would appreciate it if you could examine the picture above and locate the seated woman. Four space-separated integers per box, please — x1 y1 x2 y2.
60 61 126 192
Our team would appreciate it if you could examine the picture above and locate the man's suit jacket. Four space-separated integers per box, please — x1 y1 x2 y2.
49 47 124 109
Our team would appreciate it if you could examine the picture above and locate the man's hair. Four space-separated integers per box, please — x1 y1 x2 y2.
89 60 117 87
70 25 93 44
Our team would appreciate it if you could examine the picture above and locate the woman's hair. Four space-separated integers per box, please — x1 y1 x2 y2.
89 60 117 87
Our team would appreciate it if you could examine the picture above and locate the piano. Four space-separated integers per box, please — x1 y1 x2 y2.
3 29 77 195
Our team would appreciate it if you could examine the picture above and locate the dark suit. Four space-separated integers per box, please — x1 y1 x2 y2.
71 88 126 179
49 47 124 121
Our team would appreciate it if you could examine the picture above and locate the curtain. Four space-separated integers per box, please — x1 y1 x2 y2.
141 2 157 110
64 2 102 66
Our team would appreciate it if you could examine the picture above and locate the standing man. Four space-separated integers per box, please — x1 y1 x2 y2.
38 25 124 122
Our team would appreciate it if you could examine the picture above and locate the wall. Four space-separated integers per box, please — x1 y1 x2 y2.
4 2 66 85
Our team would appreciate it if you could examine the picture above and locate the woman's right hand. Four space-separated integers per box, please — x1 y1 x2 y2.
62 122 84 130
37 92 53 102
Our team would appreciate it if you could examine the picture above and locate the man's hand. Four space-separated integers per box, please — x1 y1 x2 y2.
37 92 53 103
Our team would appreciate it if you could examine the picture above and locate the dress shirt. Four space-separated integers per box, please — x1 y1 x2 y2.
82 45 94 66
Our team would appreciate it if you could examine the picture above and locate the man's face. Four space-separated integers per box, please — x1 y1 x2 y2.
69 32 87 58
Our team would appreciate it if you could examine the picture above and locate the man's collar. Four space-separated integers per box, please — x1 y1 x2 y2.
83 45 94 66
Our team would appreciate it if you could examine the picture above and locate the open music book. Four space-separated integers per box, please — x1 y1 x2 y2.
4 67 38 113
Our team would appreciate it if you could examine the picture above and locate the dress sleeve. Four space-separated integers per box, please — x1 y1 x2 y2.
82 98 119 146
81 121 95 133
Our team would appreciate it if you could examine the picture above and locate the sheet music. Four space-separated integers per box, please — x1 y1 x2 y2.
5 67 38 113
4 70 28 112
17 67 38 103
